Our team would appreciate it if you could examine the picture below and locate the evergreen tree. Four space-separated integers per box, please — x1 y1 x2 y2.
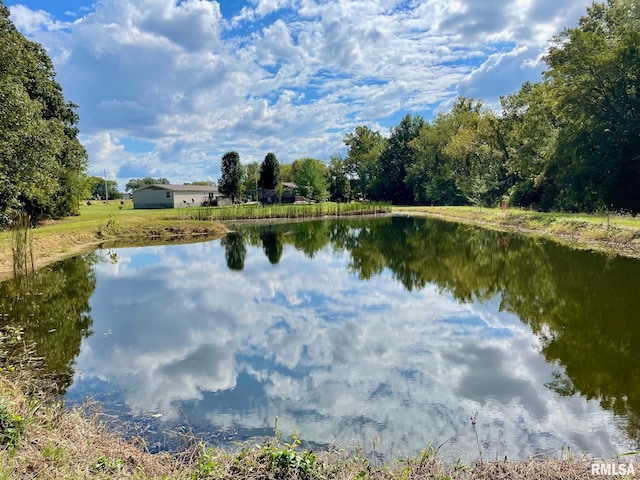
219 151 242 203
259 152 280 190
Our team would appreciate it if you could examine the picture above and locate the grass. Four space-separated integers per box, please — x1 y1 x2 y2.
395 205 640 258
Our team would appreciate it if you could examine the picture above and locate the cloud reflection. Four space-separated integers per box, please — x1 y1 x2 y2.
68 235 631 461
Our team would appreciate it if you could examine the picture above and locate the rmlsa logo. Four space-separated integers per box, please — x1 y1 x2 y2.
591 462 635 476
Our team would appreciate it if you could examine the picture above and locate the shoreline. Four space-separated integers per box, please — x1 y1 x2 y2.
2 206 640 281
395 206 640 259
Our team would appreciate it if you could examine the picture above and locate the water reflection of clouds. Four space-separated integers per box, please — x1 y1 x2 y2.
69 241 631 461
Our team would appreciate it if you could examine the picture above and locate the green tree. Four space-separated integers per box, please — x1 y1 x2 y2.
376 114 425 204
499 81 560 209
259 152 281 190
328 154 351 202
544 0 640 212
125 177 170 192
85 176 122 200
344 126 386 200
241 162 260 200
219 151 242 203
406 122 461 205
0 4 88 226
439 99 508 207
291 158 329 201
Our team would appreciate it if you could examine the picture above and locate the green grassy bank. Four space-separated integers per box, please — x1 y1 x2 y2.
395 206 640 259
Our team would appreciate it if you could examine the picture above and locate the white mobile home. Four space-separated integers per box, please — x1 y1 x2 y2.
132 184 221 209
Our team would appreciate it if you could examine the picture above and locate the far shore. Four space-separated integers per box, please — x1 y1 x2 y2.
1 202 640 281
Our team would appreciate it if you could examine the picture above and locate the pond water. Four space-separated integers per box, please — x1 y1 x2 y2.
2 216 640 461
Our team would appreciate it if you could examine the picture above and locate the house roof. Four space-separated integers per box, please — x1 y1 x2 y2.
282 182 298 189
134 184 219 193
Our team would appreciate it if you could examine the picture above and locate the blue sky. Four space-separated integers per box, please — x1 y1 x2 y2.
5 0 592 189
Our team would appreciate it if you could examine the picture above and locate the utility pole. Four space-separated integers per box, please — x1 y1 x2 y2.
104 169 109 202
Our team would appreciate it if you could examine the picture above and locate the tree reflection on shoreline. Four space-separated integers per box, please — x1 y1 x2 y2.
0 253 98 393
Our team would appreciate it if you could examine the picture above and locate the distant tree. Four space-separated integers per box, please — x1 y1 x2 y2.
376 114 425 204
85 176 122 200
259 152 281 190
328 154 351 202
241 162 260 200
219 151 242 203
280 164 293 183
125 177 170 192
344 125 386 200
291 158 329 201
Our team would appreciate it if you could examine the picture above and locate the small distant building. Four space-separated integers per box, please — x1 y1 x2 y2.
281 182 302 204
132 184 223 209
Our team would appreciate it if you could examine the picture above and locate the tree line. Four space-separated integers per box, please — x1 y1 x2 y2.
341 0 640 212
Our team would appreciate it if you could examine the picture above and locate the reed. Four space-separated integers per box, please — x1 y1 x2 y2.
11 212 34 280
172 202 391 222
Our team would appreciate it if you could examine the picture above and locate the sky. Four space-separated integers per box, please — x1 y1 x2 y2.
5 0 593 189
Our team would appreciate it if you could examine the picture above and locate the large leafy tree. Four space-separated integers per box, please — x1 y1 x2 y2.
343 126 386 200
291 158 329 201
328 154 351 202
0 3 88 226
406 121 461 205
544 0 640 212
437 99 508 207
499 81 560 209
219 151 242 203
259 152 280 190
376 114 425 204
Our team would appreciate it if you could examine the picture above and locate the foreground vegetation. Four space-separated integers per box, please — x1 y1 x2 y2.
0 344 622 479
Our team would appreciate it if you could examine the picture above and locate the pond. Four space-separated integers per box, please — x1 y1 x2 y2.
1 216 639 462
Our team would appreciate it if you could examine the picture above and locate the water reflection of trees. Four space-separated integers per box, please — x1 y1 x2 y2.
0 253 98 393
245 217 640 445
222 232 247 271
